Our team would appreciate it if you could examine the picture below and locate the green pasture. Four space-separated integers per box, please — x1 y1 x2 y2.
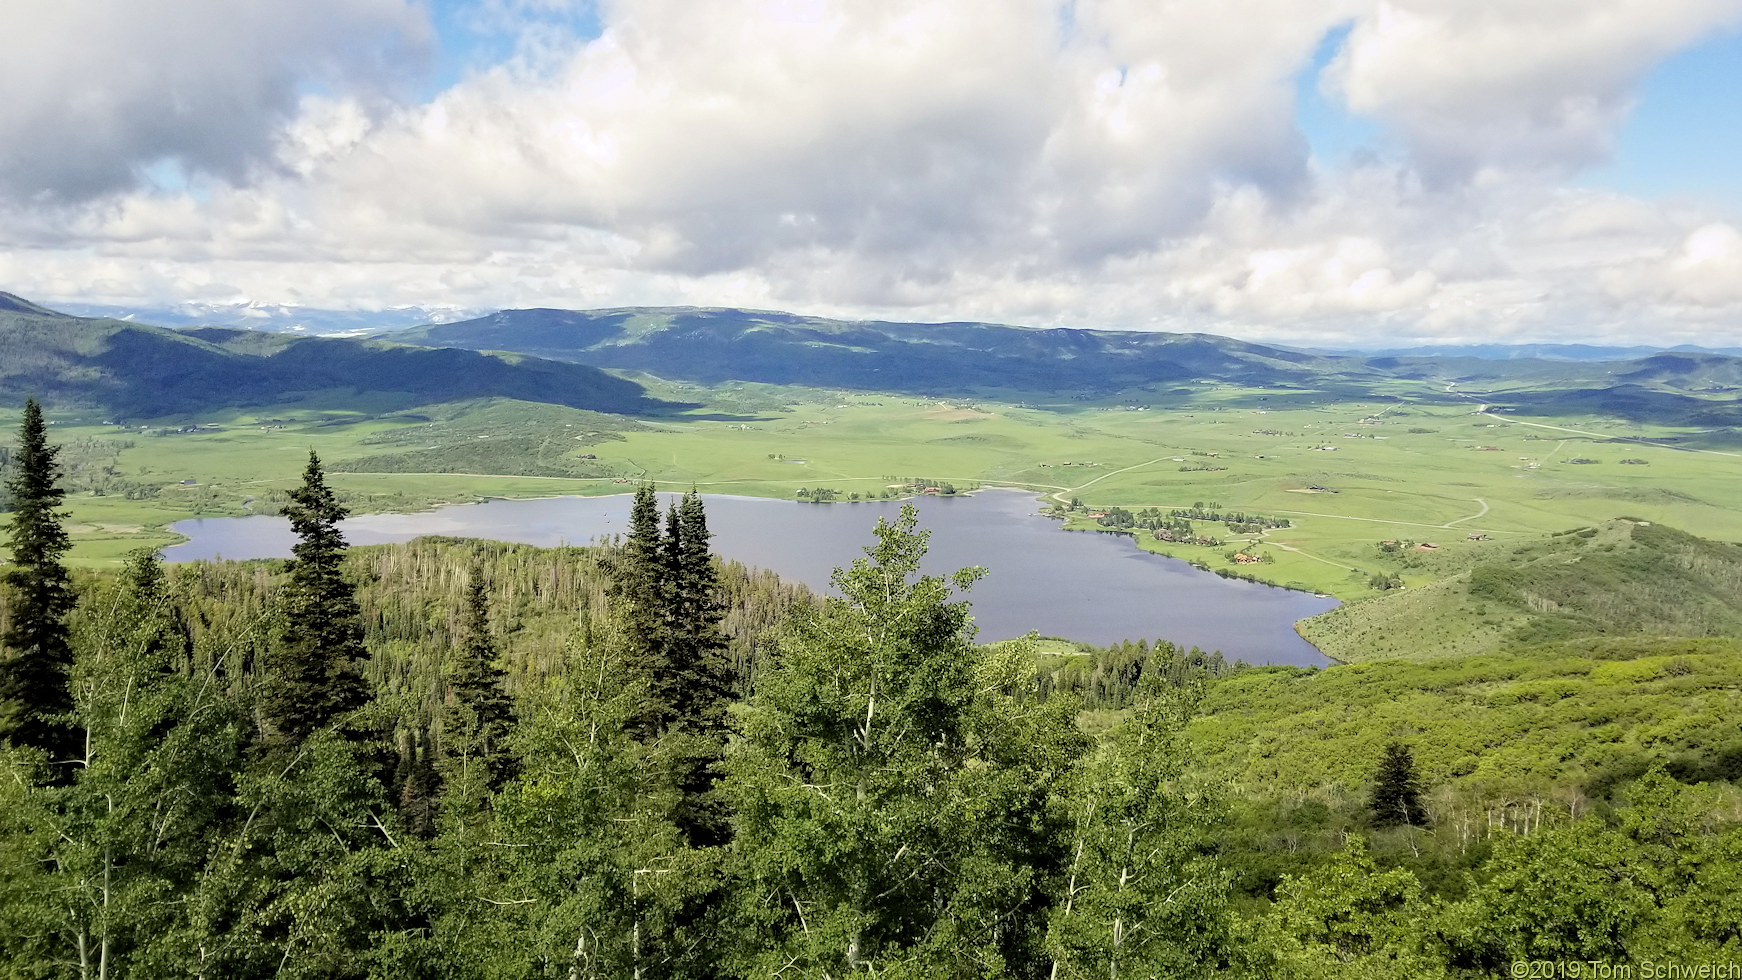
9 380 1742 596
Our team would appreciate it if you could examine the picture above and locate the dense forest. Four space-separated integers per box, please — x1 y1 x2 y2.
2 401 1740 978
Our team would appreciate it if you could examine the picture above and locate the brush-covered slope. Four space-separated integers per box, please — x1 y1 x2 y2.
397 306 1383 393
1191 635 1742 796
0 292 669 417
1299 519 1742 663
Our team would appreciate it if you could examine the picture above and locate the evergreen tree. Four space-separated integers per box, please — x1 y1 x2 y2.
261 451 369 743
668 491 731 725
448 560 514 788
1369 741 1428 827
610 485 731 748
210 455 400 974
659 497 686 709
0 398 77 764
395 726 440 839
612 483 670 735
666 491 733 847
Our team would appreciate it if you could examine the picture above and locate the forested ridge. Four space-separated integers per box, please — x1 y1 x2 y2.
0 297 671 418
2 417 1740 977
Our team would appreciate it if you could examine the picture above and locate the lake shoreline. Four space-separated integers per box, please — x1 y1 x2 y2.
164 488 1339 667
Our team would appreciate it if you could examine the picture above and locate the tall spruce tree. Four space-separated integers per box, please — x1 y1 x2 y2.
448 560 514 787
0 398 77 763
1369 741 1428 827
609 486 734 847
261 451 368 743
660 498 686 711
612 483 671 735
668 491 730 726
217 457 393 973
665 490 732 847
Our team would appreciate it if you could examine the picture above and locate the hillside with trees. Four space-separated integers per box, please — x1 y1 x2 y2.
0 293 671 418
396 305 1742 417
3 412 1741 976
396 306 1388 394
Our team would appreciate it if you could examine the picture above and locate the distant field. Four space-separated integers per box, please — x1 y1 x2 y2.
9 377 1742 613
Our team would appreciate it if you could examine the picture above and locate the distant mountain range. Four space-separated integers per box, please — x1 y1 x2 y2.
395 306 1388 393
1328 342 1742 361
5 292 1742 425
29 292 1742 357
0 292 668 418
50 300 477 336
395 306 1742 415
52 297 1742 361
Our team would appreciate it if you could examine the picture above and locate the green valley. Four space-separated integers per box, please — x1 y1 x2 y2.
4 291 1742 974
6 292 1742 681
9 8 1742 973
17 365 1742 609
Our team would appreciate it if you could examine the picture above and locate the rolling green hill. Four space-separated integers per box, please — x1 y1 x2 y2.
0 293 672 418
12 290 1742 425
1299 519 1742 663
396 306 1389 394
1191 634 1742 797
395 306 1742 425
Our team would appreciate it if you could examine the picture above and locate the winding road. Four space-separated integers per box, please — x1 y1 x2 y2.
1444 498 1489 527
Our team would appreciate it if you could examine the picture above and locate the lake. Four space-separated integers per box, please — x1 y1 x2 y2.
163 488 1337 666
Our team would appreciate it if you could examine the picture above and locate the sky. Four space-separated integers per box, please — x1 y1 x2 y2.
2 0 1741 347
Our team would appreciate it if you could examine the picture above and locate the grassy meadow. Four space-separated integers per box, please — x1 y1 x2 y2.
10 376 1742 614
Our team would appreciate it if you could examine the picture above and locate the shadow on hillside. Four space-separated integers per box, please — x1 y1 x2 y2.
640 410 780 423
1491 385 1742 427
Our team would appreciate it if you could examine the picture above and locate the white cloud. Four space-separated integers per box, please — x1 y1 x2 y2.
0 0 430 200
1 0 1741 347
1325 0 1742 179
1600 222 1742 309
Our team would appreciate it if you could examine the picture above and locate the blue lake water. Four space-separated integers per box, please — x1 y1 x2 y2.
163 488 1337 666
